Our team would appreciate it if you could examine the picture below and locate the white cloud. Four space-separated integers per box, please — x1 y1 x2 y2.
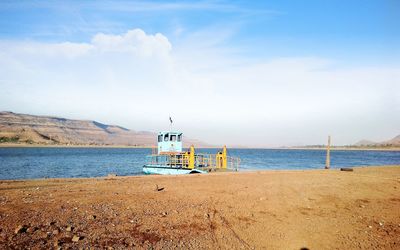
91 29 171 57
0 28 399 147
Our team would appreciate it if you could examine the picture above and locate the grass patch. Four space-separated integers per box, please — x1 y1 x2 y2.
0 136 20 143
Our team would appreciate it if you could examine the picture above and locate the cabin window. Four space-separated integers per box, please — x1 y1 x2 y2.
164 134 169 142
170 134 176 142
158 135 162 142
177 134 182 142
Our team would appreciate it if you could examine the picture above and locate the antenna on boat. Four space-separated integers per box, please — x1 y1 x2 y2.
169 116 173 130
325 135 331 169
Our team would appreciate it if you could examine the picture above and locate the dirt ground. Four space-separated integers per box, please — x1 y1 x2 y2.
0 166 399 249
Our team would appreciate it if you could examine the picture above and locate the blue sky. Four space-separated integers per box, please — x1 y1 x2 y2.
1 0 398 61
0 1 399 146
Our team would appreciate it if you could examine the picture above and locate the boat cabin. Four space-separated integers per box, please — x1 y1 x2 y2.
157 131 183 154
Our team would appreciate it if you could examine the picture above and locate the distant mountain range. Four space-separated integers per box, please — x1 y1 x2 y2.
292 135 400 149
354 135 400 147
1 111 398 148
0 111 210 147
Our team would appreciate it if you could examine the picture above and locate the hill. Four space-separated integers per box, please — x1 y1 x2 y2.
383 135 400 146
0 111 210 147
354 135 400 147
354 139 378 146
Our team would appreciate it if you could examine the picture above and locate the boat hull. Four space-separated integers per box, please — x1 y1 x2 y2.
143 165 208 175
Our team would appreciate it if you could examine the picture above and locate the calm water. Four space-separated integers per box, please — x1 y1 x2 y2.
0 147 399 180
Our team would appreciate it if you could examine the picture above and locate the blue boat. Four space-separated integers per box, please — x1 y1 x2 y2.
143 131 240 175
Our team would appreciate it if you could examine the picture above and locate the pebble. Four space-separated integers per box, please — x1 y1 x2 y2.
52 229 59 235
26 226 38 233
14 225 28 234
72 235 81 242
87 215 97 220
368 225 372 229
66 226 73 232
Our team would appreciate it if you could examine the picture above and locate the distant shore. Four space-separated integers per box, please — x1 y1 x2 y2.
0 166 399 249
1 143 399 151
285 146 400 151
0 143 153 149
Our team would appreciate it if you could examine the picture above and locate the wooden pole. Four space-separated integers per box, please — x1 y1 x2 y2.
325 135 331 169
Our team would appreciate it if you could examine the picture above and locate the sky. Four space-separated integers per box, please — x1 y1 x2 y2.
0 0 399 147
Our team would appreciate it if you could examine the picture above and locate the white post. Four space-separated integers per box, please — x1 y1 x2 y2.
325 135 331 169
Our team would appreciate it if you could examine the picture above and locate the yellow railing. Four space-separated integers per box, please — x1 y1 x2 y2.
145 153 240 172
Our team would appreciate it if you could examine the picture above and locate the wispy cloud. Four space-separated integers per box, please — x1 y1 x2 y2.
0 28 399 146
0 1 283 45
0 0 282 15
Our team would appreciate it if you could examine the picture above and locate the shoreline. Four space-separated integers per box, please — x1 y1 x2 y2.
1 165 399 249
1 164 399 182
0 143 154 149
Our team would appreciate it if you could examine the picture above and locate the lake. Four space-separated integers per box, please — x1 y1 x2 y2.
0 147 399 180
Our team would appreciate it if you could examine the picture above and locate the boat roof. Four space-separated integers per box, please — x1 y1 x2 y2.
158 131 182 135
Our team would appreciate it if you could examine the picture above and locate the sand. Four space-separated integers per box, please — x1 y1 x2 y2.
0 166 399 249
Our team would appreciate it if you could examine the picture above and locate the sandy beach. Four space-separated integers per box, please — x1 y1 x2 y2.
0 166 399 249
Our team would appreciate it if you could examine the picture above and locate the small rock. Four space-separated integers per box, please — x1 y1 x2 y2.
161 212 168 217
26 226 38 233
66 226 73 232
52 229 59 235
340 167 353 172
204 213 210 219
87 215 96 220
155 184 164 191
49 221 56 226
72 235 81 242
368 225 372 229
359 205 365 208
379 222 384 227
15 225 28 234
